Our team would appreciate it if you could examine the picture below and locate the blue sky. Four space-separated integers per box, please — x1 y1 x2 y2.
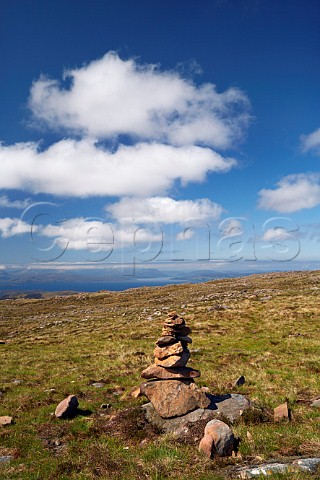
1 0 320 272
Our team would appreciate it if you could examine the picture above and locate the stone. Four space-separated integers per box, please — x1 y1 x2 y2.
130 386 142 398
156 336 176 347
176 335 192 344
0 456 14 463
91 382 105 388
155 350 190 368
0 340 7 344
154 342 183 359
274 402 290 421
233 375 245 387
204 419 234 456
55 395 79 419
201 386 210 393
162 326 191 337
237 458 320 478
311 398 320 408
0 416 13 426
140 379 210 418
164 317 185 326
206 393 251 422
142 401 218 435
199 434 214 457
143 393 251 434
141 364 201 380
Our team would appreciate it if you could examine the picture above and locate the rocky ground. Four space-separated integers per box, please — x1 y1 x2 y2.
0 270 319 479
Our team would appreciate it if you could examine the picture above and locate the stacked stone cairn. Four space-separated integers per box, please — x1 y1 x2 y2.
140 311 210 418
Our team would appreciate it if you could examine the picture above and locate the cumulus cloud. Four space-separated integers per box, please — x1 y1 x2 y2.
0 194 32 209
300 127 320 155
176 228 195 241
105 196 223 225
262 228 295 242
219 218 244 235
40 217 162 251
0 139 235 197
257 174 320 213
0 218 34 238
0 52 249 201
29 52 250 148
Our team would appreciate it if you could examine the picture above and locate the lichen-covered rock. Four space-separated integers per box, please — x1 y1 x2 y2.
237 458 320 478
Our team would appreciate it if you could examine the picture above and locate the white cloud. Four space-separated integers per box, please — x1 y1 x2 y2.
300 127 320 155
0 195 224 252
176 228 195 241
219 218 243 235
0 218 34 238
29 52 250 148
0 139 235 197
0 194 31 209
257 174 320 213
106 196 223 225
40 218 162 251
262 228 295 242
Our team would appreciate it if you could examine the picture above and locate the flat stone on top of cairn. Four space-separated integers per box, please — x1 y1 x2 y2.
140 311 209 418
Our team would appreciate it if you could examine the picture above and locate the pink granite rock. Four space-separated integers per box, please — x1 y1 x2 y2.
140 379 210 418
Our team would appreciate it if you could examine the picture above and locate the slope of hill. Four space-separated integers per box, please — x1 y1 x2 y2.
0 271 319 479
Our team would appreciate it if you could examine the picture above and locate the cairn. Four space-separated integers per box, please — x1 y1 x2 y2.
140 311 210 418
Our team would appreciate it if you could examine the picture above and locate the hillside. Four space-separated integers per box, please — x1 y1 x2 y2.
0 270 319 479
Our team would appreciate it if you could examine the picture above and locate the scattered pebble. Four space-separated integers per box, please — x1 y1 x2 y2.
12 379 22 385
274 402 290 421
0 456 14 463
0 416 13 426
311 398 320 408
55 395 79 419
234 375 246 387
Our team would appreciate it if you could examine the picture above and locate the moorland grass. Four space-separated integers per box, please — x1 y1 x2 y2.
0 271 319 479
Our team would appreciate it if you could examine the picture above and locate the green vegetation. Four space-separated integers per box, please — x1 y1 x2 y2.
0 271 319 479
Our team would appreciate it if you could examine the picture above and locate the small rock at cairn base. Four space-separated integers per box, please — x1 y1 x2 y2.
199 419 235 457
140 311 208 418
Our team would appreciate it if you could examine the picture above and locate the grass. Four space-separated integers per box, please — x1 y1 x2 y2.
0 270 319 479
